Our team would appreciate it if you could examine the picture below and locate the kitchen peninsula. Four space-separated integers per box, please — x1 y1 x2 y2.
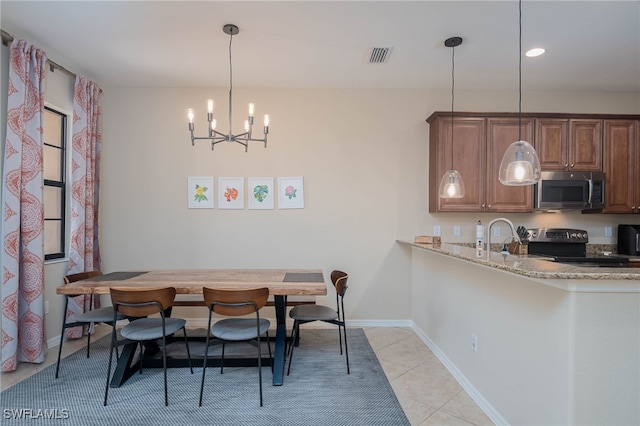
399 240 640 426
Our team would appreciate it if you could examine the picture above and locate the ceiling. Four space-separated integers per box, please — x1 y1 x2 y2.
1 1 639 92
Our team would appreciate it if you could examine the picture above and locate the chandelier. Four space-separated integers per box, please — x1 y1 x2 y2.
187 24 269 152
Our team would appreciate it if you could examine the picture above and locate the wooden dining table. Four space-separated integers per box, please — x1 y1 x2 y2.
56 269 327 386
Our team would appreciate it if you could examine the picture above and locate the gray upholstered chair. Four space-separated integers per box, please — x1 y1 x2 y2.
55 271 125 378
104 287 192 406
287 270 349 375
199 287 272 407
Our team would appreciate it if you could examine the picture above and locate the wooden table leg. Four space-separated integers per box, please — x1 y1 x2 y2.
272 295 286 386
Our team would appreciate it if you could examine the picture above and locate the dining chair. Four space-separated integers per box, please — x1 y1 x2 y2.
104 287 193 406
287 270 350 375
55 271 125 379
199 287 272 407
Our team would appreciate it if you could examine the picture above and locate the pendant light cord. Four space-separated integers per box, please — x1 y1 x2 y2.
450 42 455 169
518 0 522 142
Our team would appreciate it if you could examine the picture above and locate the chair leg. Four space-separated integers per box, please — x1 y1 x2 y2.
55 325 67 379
104 328 117 406
343 323 350 374
86 294 94 358
257 335 263 407
287 320 299 376
199 330 212 407
86 324 92 358
138 343 144 374
220 343 226 374
337 321 344 355
55 298 71 379
182 327 193 374
162 335 168 406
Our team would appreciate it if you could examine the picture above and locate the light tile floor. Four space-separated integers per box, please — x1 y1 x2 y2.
1 325 493 425
364 327 494 426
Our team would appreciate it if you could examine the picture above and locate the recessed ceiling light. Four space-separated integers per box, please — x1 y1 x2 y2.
526 48 546 57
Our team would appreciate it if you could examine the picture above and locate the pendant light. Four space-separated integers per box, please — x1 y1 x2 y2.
498 0 541 186
439 36 465 199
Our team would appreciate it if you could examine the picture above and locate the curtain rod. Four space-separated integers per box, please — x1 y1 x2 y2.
1 28 77 81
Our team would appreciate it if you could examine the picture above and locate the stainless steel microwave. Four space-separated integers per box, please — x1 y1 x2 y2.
534 171 605 210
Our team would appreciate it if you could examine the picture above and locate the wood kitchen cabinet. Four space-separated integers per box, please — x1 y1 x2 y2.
429 116 486 212
486 118 534 212
428 113 533 213
536 118 602 171
603 119 640 213
428 112 640 214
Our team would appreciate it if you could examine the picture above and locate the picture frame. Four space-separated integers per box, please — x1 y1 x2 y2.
248 177 275 210
188 176 214 209
218 177 245 209
278 176 304 209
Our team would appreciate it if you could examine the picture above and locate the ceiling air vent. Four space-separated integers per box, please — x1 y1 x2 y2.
368 46 393 64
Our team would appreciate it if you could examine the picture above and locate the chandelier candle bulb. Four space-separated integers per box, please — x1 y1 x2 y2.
249 103 254 116
207 99 214 113
264 114 270 127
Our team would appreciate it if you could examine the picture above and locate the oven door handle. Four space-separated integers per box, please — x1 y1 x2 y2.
587 179 594 206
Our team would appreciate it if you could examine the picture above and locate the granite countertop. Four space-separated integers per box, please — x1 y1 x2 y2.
398 240 640 281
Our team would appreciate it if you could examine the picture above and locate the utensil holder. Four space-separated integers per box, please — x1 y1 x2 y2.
508 241 528 255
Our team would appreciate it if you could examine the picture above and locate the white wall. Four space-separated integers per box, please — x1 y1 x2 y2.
99 85 640 323
99 87 429 321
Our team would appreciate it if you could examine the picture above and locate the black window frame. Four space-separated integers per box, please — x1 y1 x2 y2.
43 105 67 261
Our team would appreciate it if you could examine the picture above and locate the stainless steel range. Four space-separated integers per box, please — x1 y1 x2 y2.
526 228 629 267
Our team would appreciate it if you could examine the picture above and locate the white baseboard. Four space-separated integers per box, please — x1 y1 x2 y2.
410 322 509 426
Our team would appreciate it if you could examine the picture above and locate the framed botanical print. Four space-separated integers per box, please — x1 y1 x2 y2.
188 176 214 209
218 177 245 209
278 176 304 209
248 177 274 210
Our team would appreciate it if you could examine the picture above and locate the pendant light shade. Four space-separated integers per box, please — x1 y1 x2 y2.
439 36 465 199
499 0 541 186
498 140 540 185
439 169 465 198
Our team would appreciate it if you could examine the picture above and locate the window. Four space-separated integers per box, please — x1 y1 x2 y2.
43 106 67 260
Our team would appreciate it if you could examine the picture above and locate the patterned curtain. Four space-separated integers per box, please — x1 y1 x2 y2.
65 76 103 339
1 40 48 372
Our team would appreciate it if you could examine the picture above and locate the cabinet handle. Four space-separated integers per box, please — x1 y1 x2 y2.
482 204 486 208
570 164 574 168
488 204 492 208
565 163 569 168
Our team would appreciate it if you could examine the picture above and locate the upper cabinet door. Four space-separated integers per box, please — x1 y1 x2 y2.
603 120 638 214
536 118 569 170
429 117 486 212
486 118 534 213
570 119 602 171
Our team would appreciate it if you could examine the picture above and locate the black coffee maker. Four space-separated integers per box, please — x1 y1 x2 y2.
618 225 640 255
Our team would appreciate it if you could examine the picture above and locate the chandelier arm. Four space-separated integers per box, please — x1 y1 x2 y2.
192 135 226 142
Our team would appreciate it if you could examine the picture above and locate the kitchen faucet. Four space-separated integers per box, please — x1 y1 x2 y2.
486 218 522 259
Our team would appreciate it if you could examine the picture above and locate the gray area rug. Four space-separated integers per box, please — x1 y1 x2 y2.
1 328 409 426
